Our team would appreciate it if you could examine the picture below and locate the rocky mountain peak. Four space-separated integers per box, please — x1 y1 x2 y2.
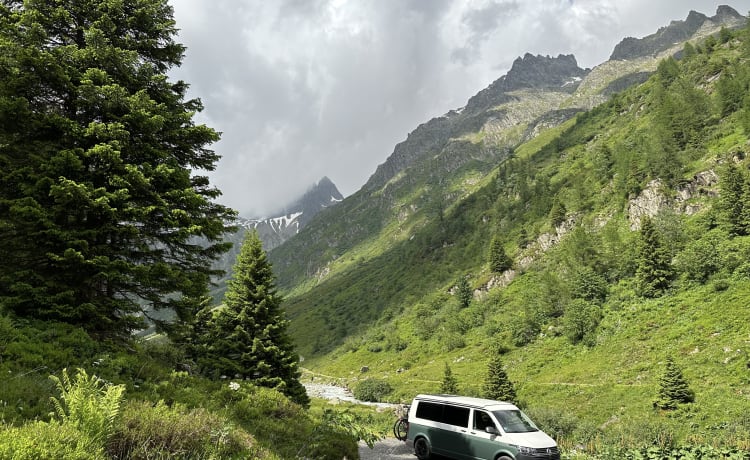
283 176 343 227
610 5 745 61
504 53 586 91
465 53 588 114
713 5 744 22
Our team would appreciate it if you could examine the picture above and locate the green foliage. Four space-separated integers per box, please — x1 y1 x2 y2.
440 362 459 394
353 378 393 403
299 408 382 457
563 299 601 346
108 400 254 459
0 420 104 460
190 231 308 407
0 0 235 337
489 236 513 273
49 368 125 446
636 217 674 297
654 356 694 410
570 267 608 303
482 354 517 404
455 275 473 308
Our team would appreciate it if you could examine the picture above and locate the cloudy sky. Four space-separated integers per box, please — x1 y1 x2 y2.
169 0 749 218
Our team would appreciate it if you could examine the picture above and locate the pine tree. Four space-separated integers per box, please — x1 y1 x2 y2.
483 354 516 403
653 356 694 410
0 0 234 336
455 276 472 309
192 231 309 407
635 216 674 298
720 164 747 236
549 199 567 227
488 237 512 273
440 362 459 394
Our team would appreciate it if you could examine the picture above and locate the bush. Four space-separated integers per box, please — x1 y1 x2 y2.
0 420 103 460
353 378 393 402
108 400 255 459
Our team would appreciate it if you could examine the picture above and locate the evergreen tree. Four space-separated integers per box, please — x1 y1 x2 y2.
440 362 459 394
455 276 472 309
488 237 512 273
192 231 309 407
719 164 747 236
653 356 694 410
635 216 674 298
570 267 608 303
483 354 517 403
0 0 234 336
549 199 567 227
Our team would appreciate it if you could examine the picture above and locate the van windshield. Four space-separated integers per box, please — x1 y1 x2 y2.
491 409 539 433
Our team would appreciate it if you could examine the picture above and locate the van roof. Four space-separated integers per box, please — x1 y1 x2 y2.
414 394 519 411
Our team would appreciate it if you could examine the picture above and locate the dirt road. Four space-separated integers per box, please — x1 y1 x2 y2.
358 438 413 460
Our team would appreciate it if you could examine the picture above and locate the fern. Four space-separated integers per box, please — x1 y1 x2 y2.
49 368 125 445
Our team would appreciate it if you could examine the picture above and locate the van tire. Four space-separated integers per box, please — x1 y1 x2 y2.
414 437 431 460
496 456 512 460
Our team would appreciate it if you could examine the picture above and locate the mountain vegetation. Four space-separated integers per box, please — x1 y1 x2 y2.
0 0 367 458
270 9 750 457
2 0 750 458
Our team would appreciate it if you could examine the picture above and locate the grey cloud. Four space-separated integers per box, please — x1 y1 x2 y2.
169 0 747 217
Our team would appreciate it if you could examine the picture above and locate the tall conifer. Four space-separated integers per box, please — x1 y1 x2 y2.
0 0 234 335
193 231 309 407
635 216 673 297
483 354 517 404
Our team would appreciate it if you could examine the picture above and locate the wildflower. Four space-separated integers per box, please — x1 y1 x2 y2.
229 381 240 391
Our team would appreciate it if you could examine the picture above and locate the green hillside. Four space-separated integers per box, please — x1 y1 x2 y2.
285 23 750 454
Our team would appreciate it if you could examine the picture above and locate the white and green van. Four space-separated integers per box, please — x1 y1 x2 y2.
406 394 560 460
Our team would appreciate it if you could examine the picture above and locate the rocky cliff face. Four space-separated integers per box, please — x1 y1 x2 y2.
610 6 745 60
269 6 747 292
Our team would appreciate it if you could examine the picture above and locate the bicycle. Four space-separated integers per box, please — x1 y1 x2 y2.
393 405 409 441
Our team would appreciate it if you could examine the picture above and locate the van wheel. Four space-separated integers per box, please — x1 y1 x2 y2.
414 437 431 460
496 456 512 460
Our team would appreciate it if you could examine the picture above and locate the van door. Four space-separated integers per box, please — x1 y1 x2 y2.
467 409 504 460
432 404 471 458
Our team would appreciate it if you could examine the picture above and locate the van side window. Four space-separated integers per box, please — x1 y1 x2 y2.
443 405 470 427
415 401 442 422
473 410 496 431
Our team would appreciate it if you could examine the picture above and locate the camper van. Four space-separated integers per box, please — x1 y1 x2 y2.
406 394 559 460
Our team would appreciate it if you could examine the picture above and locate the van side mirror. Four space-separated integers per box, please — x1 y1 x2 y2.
486 426 500 435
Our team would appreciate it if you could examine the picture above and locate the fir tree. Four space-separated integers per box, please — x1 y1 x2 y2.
0 0 234 336
549 199 567 227
440 362 459 394
488 237 512 273
635 216 674 298
653 356 694 410
720 164 747 236
455 276 472 309
192 231 309 407
483 354 516 403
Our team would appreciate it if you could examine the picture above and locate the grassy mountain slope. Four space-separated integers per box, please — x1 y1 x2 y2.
283 18 750 451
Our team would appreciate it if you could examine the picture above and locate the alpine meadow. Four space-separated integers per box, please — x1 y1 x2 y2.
1 2 750 460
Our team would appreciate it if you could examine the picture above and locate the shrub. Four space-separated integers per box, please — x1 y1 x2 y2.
0 420 103 460
353 378 393 402
107 400 255 459
523 406 579 441
563 299 602 346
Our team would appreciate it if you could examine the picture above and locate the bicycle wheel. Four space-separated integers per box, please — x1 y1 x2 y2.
393 418 409 441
